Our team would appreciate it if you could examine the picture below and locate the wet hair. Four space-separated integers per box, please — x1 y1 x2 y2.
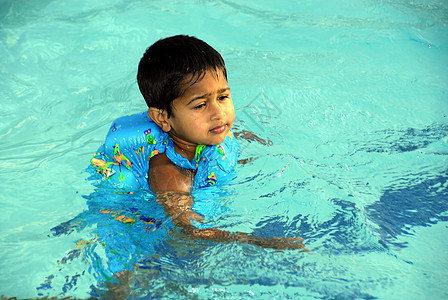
137 35 227 117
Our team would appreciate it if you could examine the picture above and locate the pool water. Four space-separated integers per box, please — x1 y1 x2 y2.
1 0 447 298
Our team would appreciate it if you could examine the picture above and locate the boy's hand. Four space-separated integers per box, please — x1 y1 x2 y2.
267 237 305 250
235 233 306 250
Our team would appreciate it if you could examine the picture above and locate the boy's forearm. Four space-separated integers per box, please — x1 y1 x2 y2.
184 226 305 250
186 228 251 244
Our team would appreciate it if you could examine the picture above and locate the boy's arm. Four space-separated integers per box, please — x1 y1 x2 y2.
149 154 305 250
233 130 271 165
234 130 272 145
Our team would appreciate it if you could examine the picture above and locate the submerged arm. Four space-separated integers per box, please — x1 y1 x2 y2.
155 191 304 249
149 153 305 250
234 130 272 165
233 130 272 145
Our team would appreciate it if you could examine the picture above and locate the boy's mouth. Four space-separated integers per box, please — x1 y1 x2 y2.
209 123 227 134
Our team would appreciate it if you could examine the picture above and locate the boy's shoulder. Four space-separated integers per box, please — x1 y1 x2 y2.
104 111 167 149
107 111 162 137
148 153 194 193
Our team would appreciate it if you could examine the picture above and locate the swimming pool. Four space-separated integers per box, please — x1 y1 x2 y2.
1 0 447 298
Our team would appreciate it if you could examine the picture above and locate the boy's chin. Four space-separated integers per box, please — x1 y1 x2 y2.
203 127 232 145
206 135 227 146
207 140 225 146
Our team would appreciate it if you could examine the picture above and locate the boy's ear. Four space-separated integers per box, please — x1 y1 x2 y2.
148 108 171 132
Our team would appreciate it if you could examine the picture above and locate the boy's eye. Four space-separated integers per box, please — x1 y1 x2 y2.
218 95 229 101
193 103 206 109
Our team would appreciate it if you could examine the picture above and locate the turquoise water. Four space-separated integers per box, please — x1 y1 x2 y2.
1 0 447 298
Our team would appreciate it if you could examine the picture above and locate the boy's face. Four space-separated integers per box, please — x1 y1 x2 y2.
165 69 235 146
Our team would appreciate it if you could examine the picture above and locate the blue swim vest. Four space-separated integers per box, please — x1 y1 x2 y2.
91 111 241 190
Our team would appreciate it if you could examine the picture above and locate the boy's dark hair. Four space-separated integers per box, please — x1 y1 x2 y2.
137 35 227 117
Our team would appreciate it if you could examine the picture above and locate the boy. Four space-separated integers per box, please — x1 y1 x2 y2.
92 35 304 250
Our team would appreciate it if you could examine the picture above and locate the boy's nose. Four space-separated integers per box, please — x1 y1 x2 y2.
210 100 224 120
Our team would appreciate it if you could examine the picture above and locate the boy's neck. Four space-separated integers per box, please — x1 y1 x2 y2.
170 137 198 161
